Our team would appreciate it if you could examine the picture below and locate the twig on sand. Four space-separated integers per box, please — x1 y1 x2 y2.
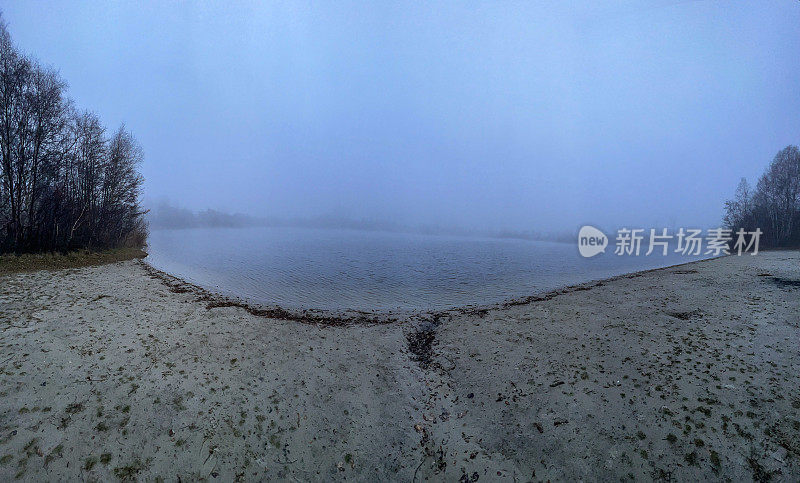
79 376 109 383
413 458 425 482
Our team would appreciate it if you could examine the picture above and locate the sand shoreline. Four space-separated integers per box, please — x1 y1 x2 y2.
139 255 719 326
1 251 799 481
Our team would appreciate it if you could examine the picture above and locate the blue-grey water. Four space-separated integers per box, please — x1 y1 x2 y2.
146 227 707 312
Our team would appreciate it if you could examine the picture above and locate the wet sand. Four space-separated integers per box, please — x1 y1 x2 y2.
0 251 798 481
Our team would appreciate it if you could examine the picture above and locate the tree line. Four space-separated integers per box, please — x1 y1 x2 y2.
0 14 146 254
724 145 800 248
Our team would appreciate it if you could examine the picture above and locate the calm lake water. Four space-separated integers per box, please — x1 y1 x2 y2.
146 227 706 312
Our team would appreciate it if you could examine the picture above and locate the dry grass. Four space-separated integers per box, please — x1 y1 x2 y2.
0 248 147 274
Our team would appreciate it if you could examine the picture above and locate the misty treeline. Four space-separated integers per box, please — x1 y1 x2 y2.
149 201 575 243
149 203 260 230
0 15 145 254
724 145 800 248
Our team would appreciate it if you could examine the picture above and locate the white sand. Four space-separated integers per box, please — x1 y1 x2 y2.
0 251 798 481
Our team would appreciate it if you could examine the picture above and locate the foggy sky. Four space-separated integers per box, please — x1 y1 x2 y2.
2 1 798 232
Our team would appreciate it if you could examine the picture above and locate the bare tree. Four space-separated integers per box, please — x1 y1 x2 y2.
724 178 751 230
724 145 800 248
0 14 146 253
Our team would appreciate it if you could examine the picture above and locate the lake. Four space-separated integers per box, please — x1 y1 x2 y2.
146 227 706 312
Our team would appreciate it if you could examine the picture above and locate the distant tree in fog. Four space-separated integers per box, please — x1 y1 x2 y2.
724 178 752 230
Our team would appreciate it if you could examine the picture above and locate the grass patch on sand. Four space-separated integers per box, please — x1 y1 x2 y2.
0 248 146 274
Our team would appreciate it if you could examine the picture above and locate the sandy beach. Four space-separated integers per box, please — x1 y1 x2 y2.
1 251 799 481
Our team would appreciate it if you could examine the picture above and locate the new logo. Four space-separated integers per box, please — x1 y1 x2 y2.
578 225 608 258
